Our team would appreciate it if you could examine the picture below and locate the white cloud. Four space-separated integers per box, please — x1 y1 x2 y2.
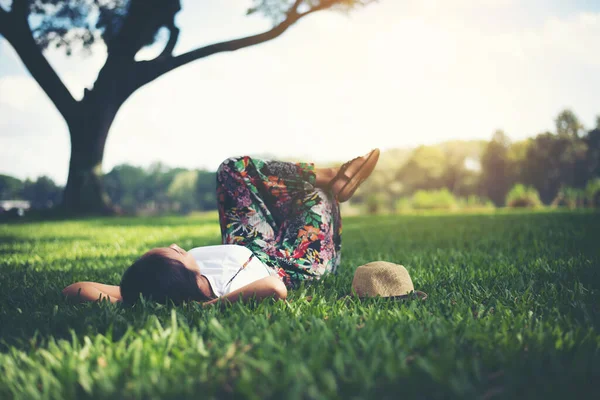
0 126 69 183
0 75 45 110
0 74 68 183
536 12 600 66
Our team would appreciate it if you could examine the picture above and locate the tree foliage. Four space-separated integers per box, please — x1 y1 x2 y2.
521 132 588 203
24 0 129 55
103 163 215 214
585 178 600 207
555 109 583 137
396 146 447 191
585 126 600 178
505 184 542 208
0 174 62 207
0 175 23 200
167 170 199 213
480 130 511 206
22 176 63 208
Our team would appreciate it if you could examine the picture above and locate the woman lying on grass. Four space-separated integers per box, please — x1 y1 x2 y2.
63 149 380 306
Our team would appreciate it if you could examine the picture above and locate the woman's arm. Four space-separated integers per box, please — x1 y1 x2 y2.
203 275 287 307
62 282 122 303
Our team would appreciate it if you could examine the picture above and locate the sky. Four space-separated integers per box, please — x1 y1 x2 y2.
1 0 600 184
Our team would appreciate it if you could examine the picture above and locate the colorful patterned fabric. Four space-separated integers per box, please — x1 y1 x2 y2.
216 156 342 287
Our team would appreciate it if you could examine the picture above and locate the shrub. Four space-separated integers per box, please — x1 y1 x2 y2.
457 195 495 210
395 197 412 212
585 178 600 208
506 184 542 208
395 191 495 212
411 188 457 210
365 193 389 214
552 187 584 209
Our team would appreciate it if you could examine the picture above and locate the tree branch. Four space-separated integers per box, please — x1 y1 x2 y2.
135 14 301 88
287 0 305 17
0 7 8 30
10 0 29 17
1 7 78 122
0 0 25 35
300 0 338 18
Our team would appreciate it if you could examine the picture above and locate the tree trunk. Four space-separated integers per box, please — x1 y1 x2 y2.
61 101 118 215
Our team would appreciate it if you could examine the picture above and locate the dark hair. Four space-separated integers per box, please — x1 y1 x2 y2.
120 253 205 305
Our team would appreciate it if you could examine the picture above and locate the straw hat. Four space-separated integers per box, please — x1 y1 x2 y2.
352 261 427 300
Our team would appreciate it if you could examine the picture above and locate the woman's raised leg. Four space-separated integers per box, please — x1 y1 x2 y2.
215 156 341 287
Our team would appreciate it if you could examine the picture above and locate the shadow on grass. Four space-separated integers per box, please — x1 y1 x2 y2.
0 234 95 243
86 213 219 228
0 265 194 351
1 212 220 228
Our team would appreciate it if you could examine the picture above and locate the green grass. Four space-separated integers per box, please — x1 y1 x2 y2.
0 211 599 399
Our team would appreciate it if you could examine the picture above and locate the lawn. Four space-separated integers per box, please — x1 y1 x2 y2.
0 211 598 399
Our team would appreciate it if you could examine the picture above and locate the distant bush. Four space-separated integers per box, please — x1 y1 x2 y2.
506 184 542 208
410 188 457 210
552 187 585 209
395 191 494 212
585 178 600 208
457 195 495 210
395 197 413 212
365 193 390 214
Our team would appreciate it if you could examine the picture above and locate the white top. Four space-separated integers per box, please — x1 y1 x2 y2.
188 245 274 298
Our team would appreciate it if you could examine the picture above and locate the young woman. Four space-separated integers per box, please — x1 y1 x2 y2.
62 149 380 306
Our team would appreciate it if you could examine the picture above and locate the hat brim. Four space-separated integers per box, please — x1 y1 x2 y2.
386 291 428 301
357 290 428 301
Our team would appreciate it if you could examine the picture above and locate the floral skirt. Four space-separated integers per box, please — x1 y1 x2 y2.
216 156 342 287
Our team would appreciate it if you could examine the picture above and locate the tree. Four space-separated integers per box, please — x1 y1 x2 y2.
0 174 23 200
396 146 447 192
437 140 486 196
480 130 511 206
22 176 62 208
351 148 411 211
167 169 198 213
104 164 149 214
0 0 374 214
555 109 583 137
506 139 530 184
585 119 600 179
521 131 587 204
146 162 186 213
195 170 217 211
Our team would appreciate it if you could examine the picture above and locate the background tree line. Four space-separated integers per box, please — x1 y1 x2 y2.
0 175 63 209
353 108 600 212
2 108 599 215
0 164 216 215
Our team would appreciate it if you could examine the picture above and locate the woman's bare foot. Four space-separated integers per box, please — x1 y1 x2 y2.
315 149 380 202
